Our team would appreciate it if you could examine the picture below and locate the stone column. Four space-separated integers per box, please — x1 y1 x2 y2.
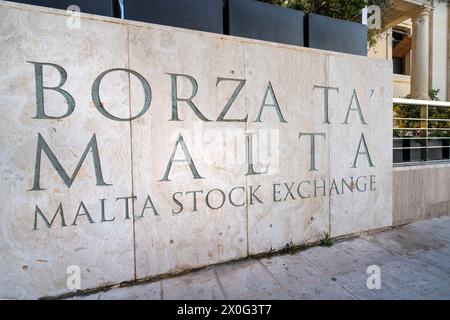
410 7 431 100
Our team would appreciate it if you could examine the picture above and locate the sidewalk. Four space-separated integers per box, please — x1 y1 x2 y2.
69 216 450 300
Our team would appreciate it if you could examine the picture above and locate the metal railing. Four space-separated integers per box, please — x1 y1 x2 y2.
393 98 450 166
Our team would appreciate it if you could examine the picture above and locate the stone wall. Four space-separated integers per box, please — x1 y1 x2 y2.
0 1 393 298
393 74 411 98
393 164 450 225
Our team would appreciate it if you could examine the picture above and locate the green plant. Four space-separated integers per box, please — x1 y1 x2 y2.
427 89 450 138
429 89 440 101
393 89 449 139
393 96 421 138
320 232 333 247
284 240 305 254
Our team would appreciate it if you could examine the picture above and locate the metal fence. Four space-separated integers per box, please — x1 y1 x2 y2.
393 98 450 166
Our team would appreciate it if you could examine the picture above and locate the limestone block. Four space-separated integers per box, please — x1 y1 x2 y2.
0 4 134 299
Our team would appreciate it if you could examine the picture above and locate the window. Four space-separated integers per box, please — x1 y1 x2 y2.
392 29 411 75
393 57 405 75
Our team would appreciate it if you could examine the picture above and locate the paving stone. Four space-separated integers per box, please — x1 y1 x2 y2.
64 217 450 300
246 289 295 300
66 281 162 300
336 253 450 300
285 278 357 300
162 269 224 300
379 257 450 300
406 247 450 276
333 238 397 268
98 282 161 300
259 253 321 288
404 217 450 242
363 227 447 255
333 269 422 300
214 260 281 299
258 254 357 300
299 244 363 276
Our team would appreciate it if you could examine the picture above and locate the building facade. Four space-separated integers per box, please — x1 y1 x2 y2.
369 0 449 101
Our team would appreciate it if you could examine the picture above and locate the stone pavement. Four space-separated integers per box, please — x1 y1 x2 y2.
69 216 450 300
